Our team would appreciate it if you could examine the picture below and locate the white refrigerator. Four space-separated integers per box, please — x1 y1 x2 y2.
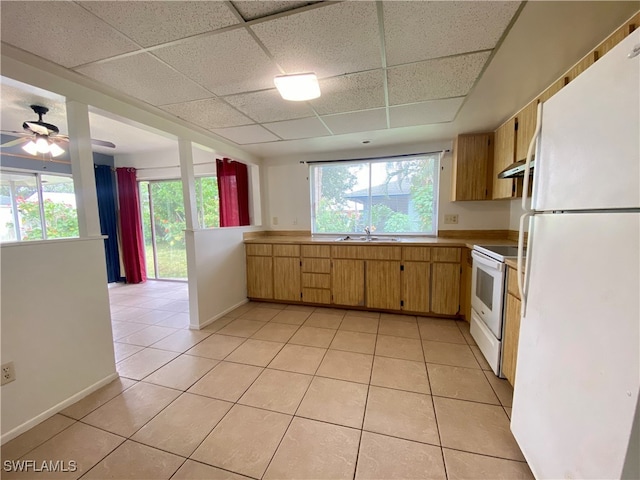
511 30 640 479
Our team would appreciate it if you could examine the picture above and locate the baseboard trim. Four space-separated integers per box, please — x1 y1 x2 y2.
192 298 249 330
1 371 119 445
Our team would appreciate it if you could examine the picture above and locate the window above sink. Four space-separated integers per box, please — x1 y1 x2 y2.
308 153 441 236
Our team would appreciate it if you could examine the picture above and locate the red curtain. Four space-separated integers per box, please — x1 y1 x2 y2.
217 158 250 227
116 168 147 283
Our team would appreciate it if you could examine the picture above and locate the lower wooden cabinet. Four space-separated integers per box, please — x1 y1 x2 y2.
502 292 522 385
273 257 300 302
366 260 401 310
246 255 273 299
431 263 461 315
332 259 365 306
402 261 430 312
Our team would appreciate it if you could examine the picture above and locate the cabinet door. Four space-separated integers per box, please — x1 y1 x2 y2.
502 293 522 385
247 256 273 299
366 260 401 310
493 118 516 199
402 262 430 313
332 259 365 306
515 100 538 162
431 263 461 315
452 133 494 201
273 257 300 302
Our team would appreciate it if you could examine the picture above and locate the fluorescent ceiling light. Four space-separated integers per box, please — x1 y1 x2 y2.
22 136 65 157
274 73 321 101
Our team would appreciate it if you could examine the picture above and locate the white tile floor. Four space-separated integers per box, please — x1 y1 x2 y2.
1 280 533 479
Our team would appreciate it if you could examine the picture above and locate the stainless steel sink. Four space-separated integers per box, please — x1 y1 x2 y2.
334 236 401 242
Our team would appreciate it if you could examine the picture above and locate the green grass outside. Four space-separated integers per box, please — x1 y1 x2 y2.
144 241 187 280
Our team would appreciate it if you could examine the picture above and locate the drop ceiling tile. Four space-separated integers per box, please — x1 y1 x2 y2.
212 125 280 145
383 2 520 66
0 1 138 68
154 29 281 96
389 98 465 128
161 98 253 129
310 71 385 116
75 53 212 106
387 52 491 106
231 1 320 21
225 90 314 123
263 117 330 140
251 2 381 79
322 109 387 135
80 1 240 47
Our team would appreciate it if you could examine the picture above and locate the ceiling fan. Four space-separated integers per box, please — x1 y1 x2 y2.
0 104 116 157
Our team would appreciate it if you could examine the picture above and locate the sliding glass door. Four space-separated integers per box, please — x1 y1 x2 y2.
139 180 187 280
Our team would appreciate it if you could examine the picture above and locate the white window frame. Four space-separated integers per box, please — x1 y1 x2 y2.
309 153 441 236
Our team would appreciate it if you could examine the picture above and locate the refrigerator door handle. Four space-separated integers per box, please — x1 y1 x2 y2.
518 212 533 316
521 102 543 212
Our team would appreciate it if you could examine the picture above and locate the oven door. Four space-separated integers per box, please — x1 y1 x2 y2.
471 250 505 339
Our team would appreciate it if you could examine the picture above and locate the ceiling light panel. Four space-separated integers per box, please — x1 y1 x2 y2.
212 125 280 145
161 98 253 130
225 90 315 123
389 97 465 128
383 1 521 66
310 70 386 115
154 29 281 96
322 109 388 135
263 117 331 140
0 1 138 68
387 51 491 106
79 1 240 48
231 1 321 21
251 2 381 79
75 53 211 106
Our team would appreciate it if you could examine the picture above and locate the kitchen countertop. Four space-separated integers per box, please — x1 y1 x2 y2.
244 235 517 251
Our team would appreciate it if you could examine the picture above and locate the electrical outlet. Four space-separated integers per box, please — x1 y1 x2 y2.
293 218 298 225
444 214 459 225
1 362 15 386
272 216 279 226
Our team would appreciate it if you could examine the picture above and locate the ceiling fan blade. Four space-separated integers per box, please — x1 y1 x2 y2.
91 138 116 148
1 137 29 148
0 130 32 137
25 122 50 135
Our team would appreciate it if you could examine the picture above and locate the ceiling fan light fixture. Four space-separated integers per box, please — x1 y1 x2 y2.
49 142 65 157
35 136 49 154
274 73 321 101
22 140 39 155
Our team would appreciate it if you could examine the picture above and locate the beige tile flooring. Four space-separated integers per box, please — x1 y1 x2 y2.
2 281 533 479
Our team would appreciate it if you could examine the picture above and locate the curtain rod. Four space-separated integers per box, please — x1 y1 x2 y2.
133 161 217 171
299 149 450 165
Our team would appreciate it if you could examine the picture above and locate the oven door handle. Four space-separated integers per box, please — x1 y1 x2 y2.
471 251 504 271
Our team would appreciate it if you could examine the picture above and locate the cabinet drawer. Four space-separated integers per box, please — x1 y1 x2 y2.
507 267 521 299
301 245 330 258
432 247 461 263
402 247 431 262
302 258 331 273
246 244 272 256
302 273 330 289
273 244 300 257
331 245 401 260
302 288 331 304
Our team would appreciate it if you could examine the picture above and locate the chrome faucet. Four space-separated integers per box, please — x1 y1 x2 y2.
364 226 371 240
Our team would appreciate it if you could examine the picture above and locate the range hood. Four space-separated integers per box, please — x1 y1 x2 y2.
498 159 535 179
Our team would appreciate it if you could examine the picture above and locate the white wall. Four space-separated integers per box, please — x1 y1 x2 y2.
509 198 530 233
189 226 261 328
1 238 116 442
263 145 512 233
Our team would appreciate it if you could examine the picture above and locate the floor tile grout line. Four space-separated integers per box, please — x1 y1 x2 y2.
4 418 80 463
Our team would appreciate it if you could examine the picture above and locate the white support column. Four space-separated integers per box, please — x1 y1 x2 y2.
178 139 198 230
178 139 200 328
66 100 101 237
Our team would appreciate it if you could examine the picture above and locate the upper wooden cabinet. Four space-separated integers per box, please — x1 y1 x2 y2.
451 132 494 201
515 100 538 163
492 118 517 200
